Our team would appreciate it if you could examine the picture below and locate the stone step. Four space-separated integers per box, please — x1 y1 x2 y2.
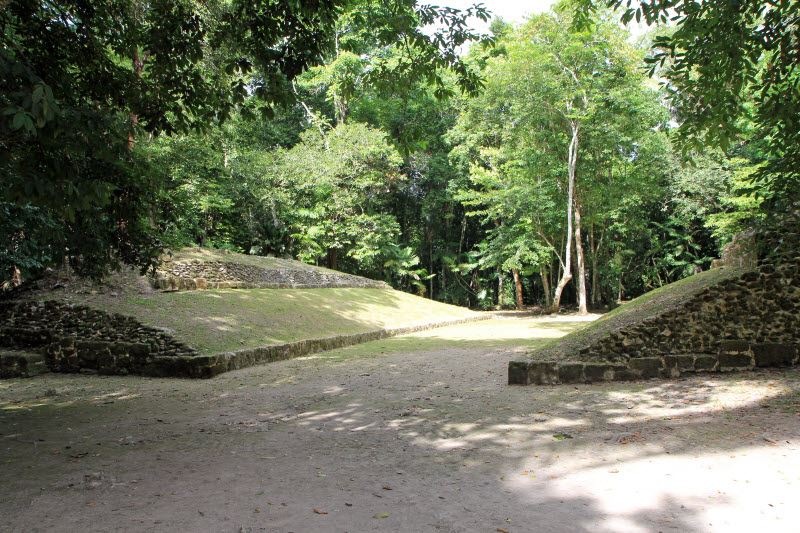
509 342 799 385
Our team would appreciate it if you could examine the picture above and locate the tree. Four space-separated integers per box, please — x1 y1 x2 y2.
576 0 800 240
0 0 490 282
451 6 663 312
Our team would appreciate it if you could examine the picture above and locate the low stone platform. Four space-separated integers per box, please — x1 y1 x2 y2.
0 350 47 378
1 299 491 379
152 259 389 291
509 341 799 385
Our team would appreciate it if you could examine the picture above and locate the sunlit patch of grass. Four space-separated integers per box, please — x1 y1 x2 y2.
54 287 480 354
305 318 590 363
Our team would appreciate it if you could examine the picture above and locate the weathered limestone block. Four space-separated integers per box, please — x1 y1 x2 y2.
629 357 662 379
528 362 559 385
583 363 617 382
718 352 754 370
752 343 797 367
0 354 28 378
719 340 752 355
557 362 584 383
693 355 719 372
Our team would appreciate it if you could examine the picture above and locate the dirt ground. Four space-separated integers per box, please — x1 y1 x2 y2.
1 315 799 533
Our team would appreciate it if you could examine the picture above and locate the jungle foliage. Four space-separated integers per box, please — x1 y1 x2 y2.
2 0 790 310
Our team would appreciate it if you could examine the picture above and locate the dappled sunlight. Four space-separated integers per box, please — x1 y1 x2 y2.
600 379 787 425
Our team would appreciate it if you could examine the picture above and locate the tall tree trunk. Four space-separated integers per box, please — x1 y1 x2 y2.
552 120 578 313
128 48 143 150
574 200 588 315
327 248 338 270
589 222 598 305
512 269 524 310
497 267 504 309
541 267 552 309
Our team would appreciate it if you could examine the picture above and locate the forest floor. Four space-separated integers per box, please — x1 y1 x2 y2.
1 314 799 533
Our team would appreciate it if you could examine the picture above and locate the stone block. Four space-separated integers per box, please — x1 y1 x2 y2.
508 360 530 385
583 363 616 382
611 366 637 381
629 357 662 379
557 362 584 383
694 355 718 372
0 354 28 378
674 354 697 372
719 340 751 354
718 352 753 370
529 361 559 385
752 343 797 367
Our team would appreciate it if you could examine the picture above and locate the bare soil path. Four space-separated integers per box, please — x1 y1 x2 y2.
1 315 798 532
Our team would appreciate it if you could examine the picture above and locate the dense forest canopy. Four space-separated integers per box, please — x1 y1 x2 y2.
2 0 796 311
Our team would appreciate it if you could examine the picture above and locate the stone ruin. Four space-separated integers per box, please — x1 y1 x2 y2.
510 259 800 385
151 259 389 291
0 300 201 378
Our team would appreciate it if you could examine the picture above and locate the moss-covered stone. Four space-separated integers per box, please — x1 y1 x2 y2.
629 357 662 378
718 352 753 370
694 355 718 372
557 362 584 383
752 343 797 367
529 362 559 385
508 360 530 385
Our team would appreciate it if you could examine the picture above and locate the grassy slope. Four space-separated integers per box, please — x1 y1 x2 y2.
530 266 747 361
55 287 479 354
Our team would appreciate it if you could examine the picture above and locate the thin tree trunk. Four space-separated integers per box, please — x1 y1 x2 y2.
589 222 599 305
552 120 578 313
128 48 143 150
512 269 524 310
574 200 588 315
541 267 552 309
429 233 434 299
497 268 504 309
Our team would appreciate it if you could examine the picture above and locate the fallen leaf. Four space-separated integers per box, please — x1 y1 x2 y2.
373 512 390 519
497 528 509 533
313 508 328 515
552 433 573 441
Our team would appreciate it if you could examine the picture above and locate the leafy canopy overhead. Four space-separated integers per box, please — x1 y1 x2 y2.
575 0 800 199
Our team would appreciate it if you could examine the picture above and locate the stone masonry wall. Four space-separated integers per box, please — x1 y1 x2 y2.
510 259 800 385
152 260 389 291
0 300 196 375
1 299 491 379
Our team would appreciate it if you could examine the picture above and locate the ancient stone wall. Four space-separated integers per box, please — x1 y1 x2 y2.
510 259 800 385
152 260 389 291
0 300 196 375
1 299 490 379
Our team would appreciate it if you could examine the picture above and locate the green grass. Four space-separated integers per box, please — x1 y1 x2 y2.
530 266 747 361
298 317 588 364
59 287 479 354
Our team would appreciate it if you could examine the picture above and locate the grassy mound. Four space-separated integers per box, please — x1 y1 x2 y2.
158 247 387 289
11 247 479 357
33 287 479 354
530 266 746 362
